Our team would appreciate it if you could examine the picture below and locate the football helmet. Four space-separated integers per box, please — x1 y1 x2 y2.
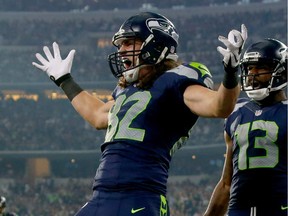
108 12 179 83
0 196 6 208
240 38 287 100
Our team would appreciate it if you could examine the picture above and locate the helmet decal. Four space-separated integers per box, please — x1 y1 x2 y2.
146 18 179 43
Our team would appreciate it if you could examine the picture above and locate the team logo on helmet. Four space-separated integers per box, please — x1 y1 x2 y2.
146 18 179 43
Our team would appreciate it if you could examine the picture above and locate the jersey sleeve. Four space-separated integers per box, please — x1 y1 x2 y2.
163 62 214 104
183 61 214 89
224 98 250 137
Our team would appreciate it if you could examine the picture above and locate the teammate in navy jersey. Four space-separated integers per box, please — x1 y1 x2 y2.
204 38 287 216
32 12 247 216
0 196 18 216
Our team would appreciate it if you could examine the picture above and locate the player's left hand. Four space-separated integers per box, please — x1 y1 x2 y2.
32 42 76 86
217 24 248 69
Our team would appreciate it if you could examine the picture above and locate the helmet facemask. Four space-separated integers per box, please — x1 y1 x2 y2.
108 12 179 84
241 61 286 101
241 65 272 101
108 37 144 83
240 38 287 101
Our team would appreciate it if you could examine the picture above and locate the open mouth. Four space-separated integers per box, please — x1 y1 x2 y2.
251 80 261 89
246 74 261 90
246 78 268 90
122 58 132 69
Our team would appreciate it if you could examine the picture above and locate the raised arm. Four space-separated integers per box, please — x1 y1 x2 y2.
184 24 247 118
203 131 233 216
70 91 113 129
184 84 239 118
32 42 113 129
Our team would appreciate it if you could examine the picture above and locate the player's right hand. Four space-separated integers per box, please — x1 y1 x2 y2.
32 42 76 86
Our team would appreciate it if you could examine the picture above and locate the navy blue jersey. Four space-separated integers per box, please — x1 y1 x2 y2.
92 62 213 195
225 98 287 209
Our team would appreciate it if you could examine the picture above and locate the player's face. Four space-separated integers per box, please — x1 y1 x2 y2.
118 39 142 70
246 64 273 89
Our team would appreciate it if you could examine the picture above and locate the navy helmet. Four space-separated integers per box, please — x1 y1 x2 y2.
240 38 287 100
0 196 6 208
108 12 179 82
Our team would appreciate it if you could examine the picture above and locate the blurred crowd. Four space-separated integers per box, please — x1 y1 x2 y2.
0 98 105 151
0 0 257 12
0 1 286 83
0 1 286 215
1 173 222 216
0 98 224 151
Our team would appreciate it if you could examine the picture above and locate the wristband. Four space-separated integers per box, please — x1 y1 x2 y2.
222 65 239 89
50 73 71 86
60 75 83 101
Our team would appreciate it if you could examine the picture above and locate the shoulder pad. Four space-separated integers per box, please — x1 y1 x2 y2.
188 62 212 78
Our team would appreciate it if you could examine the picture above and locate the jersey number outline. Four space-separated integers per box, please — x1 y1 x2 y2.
235 120 279 170
105 91 151 142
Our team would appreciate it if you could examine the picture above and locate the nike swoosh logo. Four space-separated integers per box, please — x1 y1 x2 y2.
281 206 288 210
131 207 145 214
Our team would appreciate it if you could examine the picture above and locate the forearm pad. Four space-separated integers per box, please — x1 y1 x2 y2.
60 74 83 101
222 65 239 89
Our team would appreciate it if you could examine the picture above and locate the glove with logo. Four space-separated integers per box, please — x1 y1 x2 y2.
217 24 248 89
217 24 248 70
32 42 76 86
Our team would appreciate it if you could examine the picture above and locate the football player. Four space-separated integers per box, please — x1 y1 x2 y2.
33 12 247 216
0 196 18 216
204 38 287 216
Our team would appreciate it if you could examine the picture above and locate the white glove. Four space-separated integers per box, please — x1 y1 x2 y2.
217 24 248 69
32 42 76 86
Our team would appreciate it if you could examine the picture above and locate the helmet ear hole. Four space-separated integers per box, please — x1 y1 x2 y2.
155 43 165 52
140 41 168 64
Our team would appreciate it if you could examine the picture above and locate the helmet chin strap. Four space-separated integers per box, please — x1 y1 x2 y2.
245 77 271 100
246 88 270 101
123 67 140 83
245 68 287 101
123 56 147 83
166 53 178 61
123 64 152 83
